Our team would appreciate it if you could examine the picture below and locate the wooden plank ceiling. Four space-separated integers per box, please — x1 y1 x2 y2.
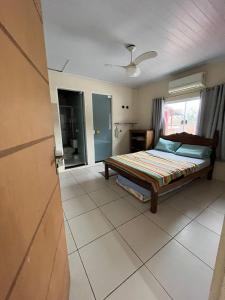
42 0 225 87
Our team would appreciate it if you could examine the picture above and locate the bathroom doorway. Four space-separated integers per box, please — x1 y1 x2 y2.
58 89 87 168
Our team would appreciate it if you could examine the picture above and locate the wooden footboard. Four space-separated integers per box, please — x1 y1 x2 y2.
104 162 214 214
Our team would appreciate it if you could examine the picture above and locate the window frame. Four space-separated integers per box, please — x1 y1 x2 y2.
163 92 201 135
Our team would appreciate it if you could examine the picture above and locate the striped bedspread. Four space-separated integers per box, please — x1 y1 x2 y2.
106 151 197 190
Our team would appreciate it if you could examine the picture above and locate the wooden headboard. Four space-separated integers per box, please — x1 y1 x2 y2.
159 130 219 166
160 130 218 149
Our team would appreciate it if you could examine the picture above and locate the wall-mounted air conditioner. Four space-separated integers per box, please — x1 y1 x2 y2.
168 72 205 95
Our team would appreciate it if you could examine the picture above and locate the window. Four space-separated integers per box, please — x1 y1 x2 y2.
164 96 201 135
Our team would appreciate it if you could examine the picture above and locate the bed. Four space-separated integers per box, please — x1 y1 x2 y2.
116 149 211 202
104 131 218 213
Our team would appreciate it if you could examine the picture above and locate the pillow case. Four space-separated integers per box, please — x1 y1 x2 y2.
155 138 181 153
176 144 212 159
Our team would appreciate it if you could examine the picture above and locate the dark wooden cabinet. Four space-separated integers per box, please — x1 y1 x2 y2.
130 129 154 152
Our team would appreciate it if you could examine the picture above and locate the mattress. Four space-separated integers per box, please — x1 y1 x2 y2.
116 150 210 202
146 150 210 171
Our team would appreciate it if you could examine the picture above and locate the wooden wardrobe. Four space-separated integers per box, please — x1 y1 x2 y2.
0 1 69 299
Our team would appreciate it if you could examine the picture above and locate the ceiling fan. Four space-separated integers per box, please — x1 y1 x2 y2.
105 44 157 78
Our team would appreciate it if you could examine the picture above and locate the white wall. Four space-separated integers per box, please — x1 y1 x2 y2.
135 59 225 129
134 59 225 181
49 70 137 166
49 59 225 179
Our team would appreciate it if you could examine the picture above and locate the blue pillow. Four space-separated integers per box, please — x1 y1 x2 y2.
155 138 181 153
176 144 212 159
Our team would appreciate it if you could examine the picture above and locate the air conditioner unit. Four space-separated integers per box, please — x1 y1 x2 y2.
168 72 205 95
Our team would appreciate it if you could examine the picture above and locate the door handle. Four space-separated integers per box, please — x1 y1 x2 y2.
95 129 100 134
54 147 64 174
55 154 64 160
109 113 112 130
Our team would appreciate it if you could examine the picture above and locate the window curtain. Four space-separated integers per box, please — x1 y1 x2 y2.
198 83 225 160
152 97 165 145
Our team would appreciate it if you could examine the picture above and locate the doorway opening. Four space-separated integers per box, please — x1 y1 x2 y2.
58 89 87 169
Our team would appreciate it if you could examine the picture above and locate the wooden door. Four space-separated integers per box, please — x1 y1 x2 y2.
0 1 70 300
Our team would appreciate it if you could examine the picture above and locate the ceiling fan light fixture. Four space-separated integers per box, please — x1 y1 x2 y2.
126 65 141 77
105 44 157 78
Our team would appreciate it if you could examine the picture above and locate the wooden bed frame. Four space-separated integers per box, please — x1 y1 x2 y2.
104 131 218 214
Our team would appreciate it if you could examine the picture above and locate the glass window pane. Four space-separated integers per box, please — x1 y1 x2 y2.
184 99 200 134
164 102 185 135
164 98 200 135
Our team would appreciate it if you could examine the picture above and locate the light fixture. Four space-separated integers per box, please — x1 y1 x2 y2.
126 65 141 77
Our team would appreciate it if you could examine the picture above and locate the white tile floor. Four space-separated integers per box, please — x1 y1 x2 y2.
61 163 225 300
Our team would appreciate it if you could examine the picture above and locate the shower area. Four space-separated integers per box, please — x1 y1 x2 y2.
58 89 87 169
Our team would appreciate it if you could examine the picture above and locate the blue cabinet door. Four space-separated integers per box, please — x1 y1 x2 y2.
92 94 112 162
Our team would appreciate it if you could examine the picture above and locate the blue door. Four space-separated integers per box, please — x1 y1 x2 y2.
92 94 112 162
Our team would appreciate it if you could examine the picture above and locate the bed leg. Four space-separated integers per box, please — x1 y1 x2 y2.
150 191 158 213
207 170 213 180
105 163 109 180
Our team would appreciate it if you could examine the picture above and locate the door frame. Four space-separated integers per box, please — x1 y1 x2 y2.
57 88 88 168
91 92 113 163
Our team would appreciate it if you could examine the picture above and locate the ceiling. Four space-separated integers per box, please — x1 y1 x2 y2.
42 0 225 87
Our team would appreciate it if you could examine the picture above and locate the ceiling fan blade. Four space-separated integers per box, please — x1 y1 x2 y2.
134 51 157 65
105 64 127 69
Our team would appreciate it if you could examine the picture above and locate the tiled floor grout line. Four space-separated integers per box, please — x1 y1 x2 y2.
65 174 222 244
144 189 225 271
62 173 224 299
60 175 122 200
169 190 224 240
77 249 97 300
67 219 97 300
61 182 115 202
64 196 123 221
102 265 143 300
145 184 225 241
167 191 225 270
174 239 214 270
68 249 78 256
96 181 224 297
67 202 142 252
97 203 175 300
94 212 149 299
134 190 223 295
63 170 115 300
65 219 78 250
62 178 126 218
69 208 153 253
75 228 115 251
194 219 222 236
90 195 123 209
64 174 223 243
113 211 143 228
114 231 175 300
142 209 188 237
144 263 177 300
65 206 99 221
61 192 86 203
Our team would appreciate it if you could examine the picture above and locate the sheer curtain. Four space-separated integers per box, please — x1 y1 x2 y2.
198 83 225 160
152 97 165 145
